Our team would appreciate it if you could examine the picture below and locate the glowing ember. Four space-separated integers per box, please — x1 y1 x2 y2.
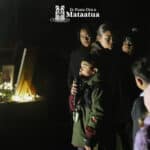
11 94 40 103
12 95 34 102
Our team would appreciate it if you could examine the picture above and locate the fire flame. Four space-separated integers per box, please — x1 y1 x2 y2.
11 48 40 103
12 80 37 103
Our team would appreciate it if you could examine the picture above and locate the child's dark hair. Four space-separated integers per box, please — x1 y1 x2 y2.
81 54 98 68
132 57 150 83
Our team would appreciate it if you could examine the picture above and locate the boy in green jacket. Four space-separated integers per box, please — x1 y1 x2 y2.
69 55 104 150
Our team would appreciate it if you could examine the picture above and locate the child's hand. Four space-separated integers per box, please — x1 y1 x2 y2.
71 80 78 95
84 145 92 150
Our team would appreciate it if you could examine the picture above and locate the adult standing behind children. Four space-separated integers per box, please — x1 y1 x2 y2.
91 23 136 150
90 23 116 150
68 25 92 89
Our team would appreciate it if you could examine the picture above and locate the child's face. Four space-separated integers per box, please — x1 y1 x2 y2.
79 61 96 77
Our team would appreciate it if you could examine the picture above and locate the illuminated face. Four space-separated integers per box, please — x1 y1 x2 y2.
98 31 113 50
79 61 96 77
80 29 91 47
122 40 134 55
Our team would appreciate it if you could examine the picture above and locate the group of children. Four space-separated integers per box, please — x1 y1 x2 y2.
68 23 150 150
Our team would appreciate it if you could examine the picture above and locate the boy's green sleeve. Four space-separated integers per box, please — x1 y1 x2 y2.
87 87 104 129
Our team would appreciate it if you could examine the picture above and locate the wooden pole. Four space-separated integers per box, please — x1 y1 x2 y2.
15 48 27 90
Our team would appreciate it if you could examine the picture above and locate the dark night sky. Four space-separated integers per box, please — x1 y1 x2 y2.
0 0 149 48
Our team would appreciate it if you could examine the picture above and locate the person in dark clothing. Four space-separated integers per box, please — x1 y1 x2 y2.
113 50 139 150
131 57 150 147
68 26 92 89
121 30 141 62
90 23 117 150
111 31 143 150
91 23 137 150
